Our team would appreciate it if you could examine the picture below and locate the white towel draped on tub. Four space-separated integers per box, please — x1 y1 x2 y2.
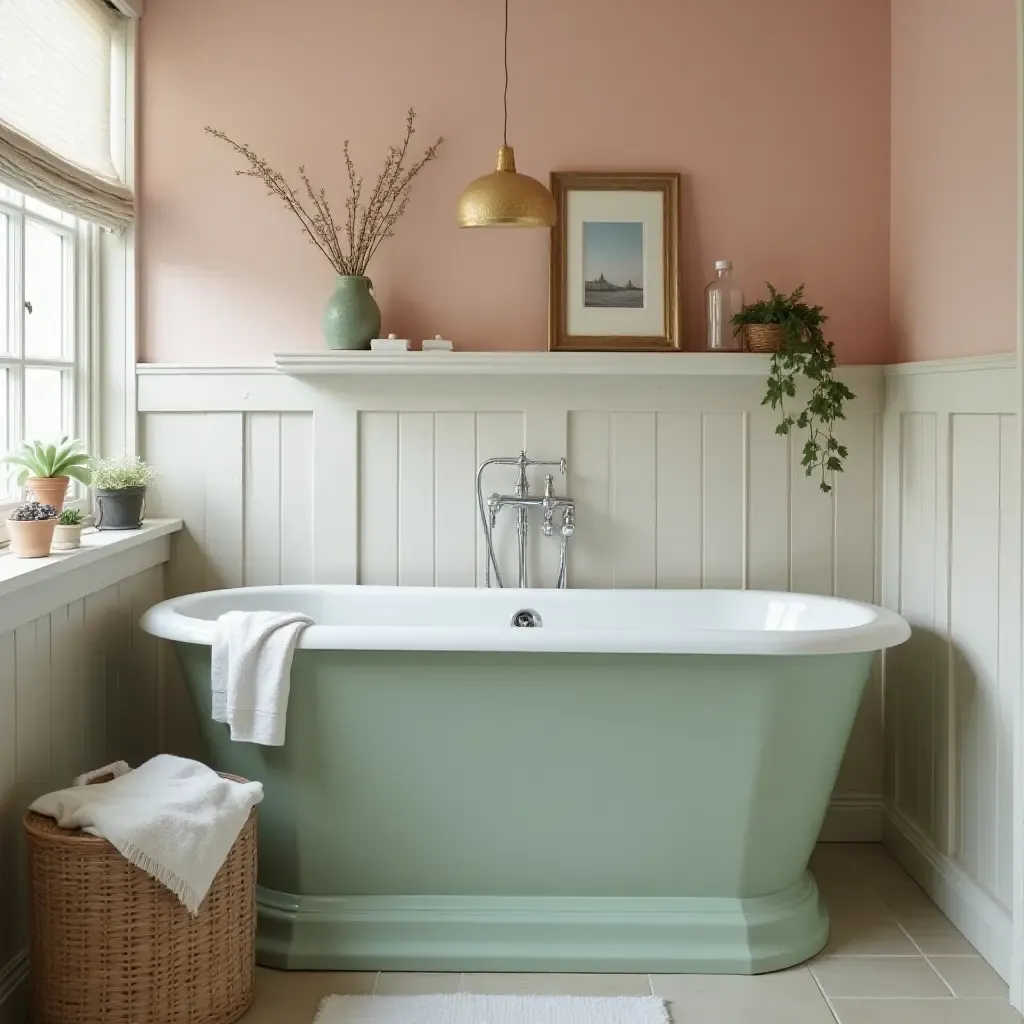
211 610 312 746
29 754 263 915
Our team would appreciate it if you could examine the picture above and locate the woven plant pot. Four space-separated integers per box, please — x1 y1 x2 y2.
24 773 257 1024
745 324 785 353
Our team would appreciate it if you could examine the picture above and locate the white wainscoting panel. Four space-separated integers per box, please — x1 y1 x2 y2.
0 563 168 1023
138 365 885 837
143 412 315 594
881 355 1019 979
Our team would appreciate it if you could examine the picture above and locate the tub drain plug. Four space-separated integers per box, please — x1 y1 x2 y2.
511 609 542 628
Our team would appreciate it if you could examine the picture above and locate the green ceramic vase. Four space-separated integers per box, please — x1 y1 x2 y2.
322 276 381 350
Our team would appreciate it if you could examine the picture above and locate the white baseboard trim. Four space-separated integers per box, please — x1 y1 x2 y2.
820 794 883 842
1011 950 1023 1015
883 806 1012 980
0 951 28 1024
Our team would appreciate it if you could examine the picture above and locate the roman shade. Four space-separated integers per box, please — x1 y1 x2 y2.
0 0 134 230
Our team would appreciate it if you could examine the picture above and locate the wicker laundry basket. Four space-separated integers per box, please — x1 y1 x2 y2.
23 773 257 1024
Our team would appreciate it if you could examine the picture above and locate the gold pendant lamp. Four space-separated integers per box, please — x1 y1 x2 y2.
456 0 556 228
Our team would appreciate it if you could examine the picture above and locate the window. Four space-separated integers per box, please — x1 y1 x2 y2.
0 185 95 509
0 0 139 531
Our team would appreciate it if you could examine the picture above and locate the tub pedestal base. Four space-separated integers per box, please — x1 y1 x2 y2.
256 872 828 975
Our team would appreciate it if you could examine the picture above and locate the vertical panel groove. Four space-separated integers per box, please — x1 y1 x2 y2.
432 416 439 586
830 461 839 597
741 411 749 591
700 412 706 588
602 413 610 589
277 415 284 585
786 430 794 592
473 414 480 586
993 417 1002 896
395 414 401 579
653 415 660 589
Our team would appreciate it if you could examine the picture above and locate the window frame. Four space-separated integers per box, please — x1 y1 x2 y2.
0 10 136 542
0 193 97 522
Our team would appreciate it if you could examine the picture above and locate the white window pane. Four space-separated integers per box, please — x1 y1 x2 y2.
25 196 76 227
0 185 22 207
23 367 64 444
0 213 8 353
0 368 7 454
0 369 10 498
24 220 65 358
0 370 10 501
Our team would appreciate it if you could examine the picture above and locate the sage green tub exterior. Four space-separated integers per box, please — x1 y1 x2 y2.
142 586 910 974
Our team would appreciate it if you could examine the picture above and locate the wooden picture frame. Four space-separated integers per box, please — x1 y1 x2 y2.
548 172 680 352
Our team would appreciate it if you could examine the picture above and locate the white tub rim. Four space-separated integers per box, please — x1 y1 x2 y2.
140 584 910 656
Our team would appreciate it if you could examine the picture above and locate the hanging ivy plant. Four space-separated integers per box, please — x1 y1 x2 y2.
732 284 855 493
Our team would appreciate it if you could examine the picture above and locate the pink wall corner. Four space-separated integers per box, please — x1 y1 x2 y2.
890 0 1019 362
138 0 890 364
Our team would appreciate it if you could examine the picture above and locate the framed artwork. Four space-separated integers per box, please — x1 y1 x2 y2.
548 172 680 352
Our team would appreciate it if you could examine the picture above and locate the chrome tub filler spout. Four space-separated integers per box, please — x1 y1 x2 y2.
476 450 576 589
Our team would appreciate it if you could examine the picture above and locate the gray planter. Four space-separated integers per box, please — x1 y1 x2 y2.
94 486 147 530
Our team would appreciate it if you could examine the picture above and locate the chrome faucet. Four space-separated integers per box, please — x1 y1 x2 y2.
476 451 576 588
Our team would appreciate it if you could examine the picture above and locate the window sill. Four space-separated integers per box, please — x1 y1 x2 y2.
0 518 182 633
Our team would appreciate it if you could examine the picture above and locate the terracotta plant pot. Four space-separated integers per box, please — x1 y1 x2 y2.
7 518 57 558
25 476 69 510
52 523 84 550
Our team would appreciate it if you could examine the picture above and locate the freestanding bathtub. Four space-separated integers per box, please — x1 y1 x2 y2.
141 585 909 974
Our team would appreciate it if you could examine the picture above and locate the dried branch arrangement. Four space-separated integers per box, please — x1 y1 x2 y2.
205 109 443 277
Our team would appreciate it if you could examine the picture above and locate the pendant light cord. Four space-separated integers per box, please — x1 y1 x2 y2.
503 0 509 146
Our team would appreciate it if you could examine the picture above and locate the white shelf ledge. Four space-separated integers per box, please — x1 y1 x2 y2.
271 351 776 377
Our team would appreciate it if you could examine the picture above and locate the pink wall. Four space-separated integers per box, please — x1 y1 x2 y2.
139 0 891 363
891 0 1019 362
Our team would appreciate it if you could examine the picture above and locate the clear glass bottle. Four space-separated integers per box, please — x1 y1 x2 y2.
705 260 744 351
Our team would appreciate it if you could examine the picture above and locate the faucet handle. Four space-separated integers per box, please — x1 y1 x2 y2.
561 505 575 537
541 475 557 536
527 456 567 474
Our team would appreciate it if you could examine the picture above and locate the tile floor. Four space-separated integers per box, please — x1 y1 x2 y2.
240 843 1021 1023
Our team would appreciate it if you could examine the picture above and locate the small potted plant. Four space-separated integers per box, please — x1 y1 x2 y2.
6 501 59 557
53 507 86 550
732 284 856 493
92 455 156 530
1 437 91 510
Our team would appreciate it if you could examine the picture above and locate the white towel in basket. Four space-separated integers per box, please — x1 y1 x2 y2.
29 754 263 915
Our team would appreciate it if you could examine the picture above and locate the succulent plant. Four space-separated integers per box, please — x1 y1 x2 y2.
57 507 85 526
91 454 156 491
9 502 58 522
2 437 91 485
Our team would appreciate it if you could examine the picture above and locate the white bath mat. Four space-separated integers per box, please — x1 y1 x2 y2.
314 994 670 1024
